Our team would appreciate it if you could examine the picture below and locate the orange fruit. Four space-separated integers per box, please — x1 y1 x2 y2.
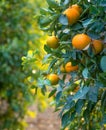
72 4 82 13
92 40 103 54
63 6 80 25
47 74 59 85
72 33 91 50
65 62 78 73
46 36 59 49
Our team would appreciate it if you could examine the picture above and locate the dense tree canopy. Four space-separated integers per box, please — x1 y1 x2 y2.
0 0 47 129
23 0 106 129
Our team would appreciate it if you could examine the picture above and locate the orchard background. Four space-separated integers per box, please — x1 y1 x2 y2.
0 0 106 130
0 0 51 130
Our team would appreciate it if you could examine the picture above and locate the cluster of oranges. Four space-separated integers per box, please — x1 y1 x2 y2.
47 61 79 85
46 4 104 86
72 33 103 54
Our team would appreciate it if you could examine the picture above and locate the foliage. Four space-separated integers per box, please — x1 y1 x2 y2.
23 0 106 130
0 0 47 129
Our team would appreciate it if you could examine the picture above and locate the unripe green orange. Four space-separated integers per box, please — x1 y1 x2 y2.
46 36 59 49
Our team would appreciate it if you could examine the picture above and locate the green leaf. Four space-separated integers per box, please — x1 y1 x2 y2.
87 31 100 39
48 88 57 97
72 23 83 31
82 18 94 28
42 54 52 64
75 99 84 114
56 91 62 102
87 45 94 57
47 59 57 73
39 17 51 27
44 44 52 53
83 101 95 122
73 86 90 100
88 87 98 102
47 0 60 9
82 68 89 78
62 111 70 129
71 50 77 60
88 21 105 33
63 100 75 111
101 90 106 112
63 0 70 5
100 56 106 72
100 0 106 7
83 109 90 122
101 112 106 125
89 5 99 15
40 8 53 15
44 79 51 86
61 111 75 129
103 48 106 54
37 78 43 87
98 73 106 85
59 14 68 25
41 85 47 95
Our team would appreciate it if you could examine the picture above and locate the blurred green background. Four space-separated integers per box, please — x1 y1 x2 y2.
0 0 48 130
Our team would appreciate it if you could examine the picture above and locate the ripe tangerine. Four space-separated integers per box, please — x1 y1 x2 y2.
92 40 103 54
47 74 59 85
72 33 91 50
63 6 80 25
72 4 82 13
65 62 78 73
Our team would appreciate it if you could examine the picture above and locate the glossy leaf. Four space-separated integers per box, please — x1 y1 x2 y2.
73 86 90 100
101 56 106 72
59 14 68 25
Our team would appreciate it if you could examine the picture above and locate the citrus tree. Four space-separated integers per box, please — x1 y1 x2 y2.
23 0 106 129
